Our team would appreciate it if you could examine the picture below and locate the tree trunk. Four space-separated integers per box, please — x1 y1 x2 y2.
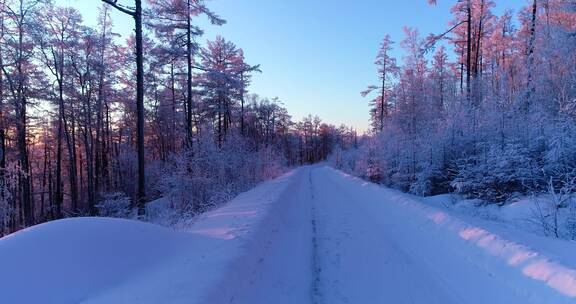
96 9 110 196
474 0 485 78
40 133 50 221
170 62 177 152
101 0 146 216
526 0 538 111
59 78 79 211
82 98 96 214
0 129 5 225
0 129 4 174
16 17 33 227
466 0 472 103
16 97 32 227
0 12 4 187
134 0 146 216
70 108 79 211
186 0 194 146
54 119 63 219
380 57 387 132
240 72 245 136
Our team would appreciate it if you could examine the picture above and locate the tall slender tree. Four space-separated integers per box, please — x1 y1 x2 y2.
35 4 84 215
1 0 49 226
362 34 398 132
526 0 538 111
147 0 224 146
198 36 244 146
101 0 146 215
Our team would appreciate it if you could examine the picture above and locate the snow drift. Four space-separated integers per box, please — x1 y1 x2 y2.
0 218 196 303
2 166 576 304
0 169 300 304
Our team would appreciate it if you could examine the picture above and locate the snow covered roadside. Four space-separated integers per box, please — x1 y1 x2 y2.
318 167 576 303
421 194 576 273
0 168 308 304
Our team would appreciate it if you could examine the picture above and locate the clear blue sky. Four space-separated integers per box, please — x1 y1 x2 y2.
57 0 526 132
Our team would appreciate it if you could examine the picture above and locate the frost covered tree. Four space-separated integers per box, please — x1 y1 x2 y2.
1 0 50 226
35 4 84 215
0 0 354 235
147 0 224 145
197 36 245 145
362 34 399 132
339 0 576 202
0 162 23 235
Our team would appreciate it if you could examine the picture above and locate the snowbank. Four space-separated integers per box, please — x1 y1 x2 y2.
0 217 195 303
422 193 576 269
0 168 301 304
324 167 576 303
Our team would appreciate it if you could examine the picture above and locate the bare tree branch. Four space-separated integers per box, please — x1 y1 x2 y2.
100 0 135 16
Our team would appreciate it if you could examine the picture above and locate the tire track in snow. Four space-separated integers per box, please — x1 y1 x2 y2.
310 170 323 304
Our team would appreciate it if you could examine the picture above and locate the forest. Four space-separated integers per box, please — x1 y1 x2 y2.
0 0 356 236
334 0 576 205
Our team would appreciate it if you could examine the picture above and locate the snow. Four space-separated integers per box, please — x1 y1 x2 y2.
2 166 576 303
312 167 576 303
422 194 536 225
0 217 195 304
421 193 576 271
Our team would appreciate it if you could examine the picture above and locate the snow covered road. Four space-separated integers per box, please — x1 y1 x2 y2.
311 167 528 303
219 165 576 304
3 165 576 303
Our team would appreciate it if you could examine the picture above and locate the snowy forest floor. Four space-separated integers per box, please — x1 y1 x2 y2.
2 166 576 303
